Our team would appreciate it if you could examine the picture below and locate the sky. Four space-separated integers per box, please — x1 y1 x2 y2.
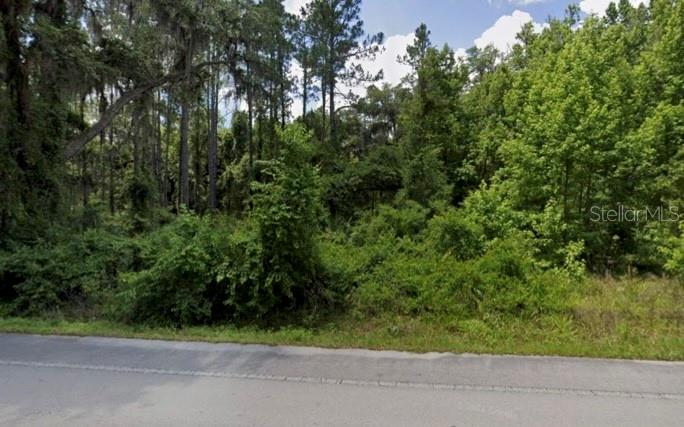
280 0 645 114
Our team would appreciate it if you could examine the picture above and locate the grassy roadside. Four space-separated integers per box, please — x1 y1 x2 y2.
0 315 681 361
1 276 682 361
1 314 682 361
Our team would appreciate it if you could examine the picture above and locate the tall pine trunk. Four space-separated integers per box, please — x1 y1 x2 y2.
99 89 108 200
321 72 326 143
247 64 255 197
163 95 173 207
208 63 219 210
279 49 286 129
302 51 308 121
179 37 193 208
155 90 163 205
329 74 335 146
108 88 116 214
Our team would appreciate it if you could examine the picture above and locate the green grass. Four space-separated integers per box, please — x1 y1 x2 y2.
1 276 682 361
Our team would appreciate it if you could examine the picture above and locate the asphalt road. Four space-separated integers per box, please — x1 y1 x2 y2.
0 333 682 426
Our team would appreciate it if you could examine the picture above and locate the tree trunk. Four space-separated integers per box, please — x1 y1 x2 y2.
99 89 108 200
247 84 255 192
1 0 30 125
108 89 116 215
257 109 264 171
329 73 336 146
133 106 142 177
302 51 308 121
193 109 202 210
64 60 223 160
179 37 194 208
179 102 190 207
279 49 286 129
80 97 89 207
327 35 336 145
155 90 163 205
81 151 88 207
163 95 173 207
321 72 327 142
208 65 219 210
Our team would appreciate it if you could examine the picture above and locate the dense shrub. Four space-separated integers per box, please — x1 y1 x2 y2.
460 184 527 240
113 213 227 325
425 208 484 260
351 201 429 245
112 125 335 325
345 230 571 318
0 229 139 315
469 234 571 316
323 144 403 218
664 228 684 281
400 147 452 206
235 124 329 318
172 124 330 322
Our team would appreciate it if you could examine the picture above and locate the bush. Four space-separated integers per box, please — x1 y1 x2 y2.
323 145 403 218
470 234 571 316
351 201 429 245
400 147 452 206
350 241 469 316
664 228 684 281
349 230 572 318
113 213 228 325
107 127 337 325
218 124 332 320
425 208 484 260
460 184 526 240
0 229 139 315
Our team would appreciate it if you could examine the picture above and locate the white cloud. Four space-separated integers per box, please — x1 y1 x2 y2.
284 0 308 16
282 6 548 118
288 32 414 117
474 10 544 52
508 0 548 4
454 48 467 60
353 33 414 89
488 0 549 5
287 9 540 117
579 0 643 16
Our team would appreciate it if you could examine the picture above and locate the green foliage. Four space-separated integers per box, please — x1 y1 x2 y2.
0 229 139 315
3 0 684 346
323 144 403 218
342 230 571 318
117 126 336 323
126 173 155 215
326 199 572 320
460 184 526 240
351 201 429 245
664 227 684 281
113 213 226 326
240 124 327 317
425 208 484 260
470 234 571 316
218 154 251 214
400 148 451 206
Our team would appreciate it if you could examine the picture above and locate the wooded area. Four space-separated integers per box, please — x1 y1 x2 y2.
0 0 683 349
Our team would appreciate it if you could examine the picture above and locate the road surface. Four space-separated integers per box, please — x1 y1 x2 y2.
0 333 682 426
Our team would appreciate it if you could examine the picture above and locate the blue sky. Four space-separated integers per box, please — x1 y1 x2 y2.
360 0 575 51
280 0 642 112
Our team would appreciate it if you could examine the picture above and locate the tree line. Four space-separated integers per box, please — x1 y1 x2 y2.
1 0 684 324
1 0 382 227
